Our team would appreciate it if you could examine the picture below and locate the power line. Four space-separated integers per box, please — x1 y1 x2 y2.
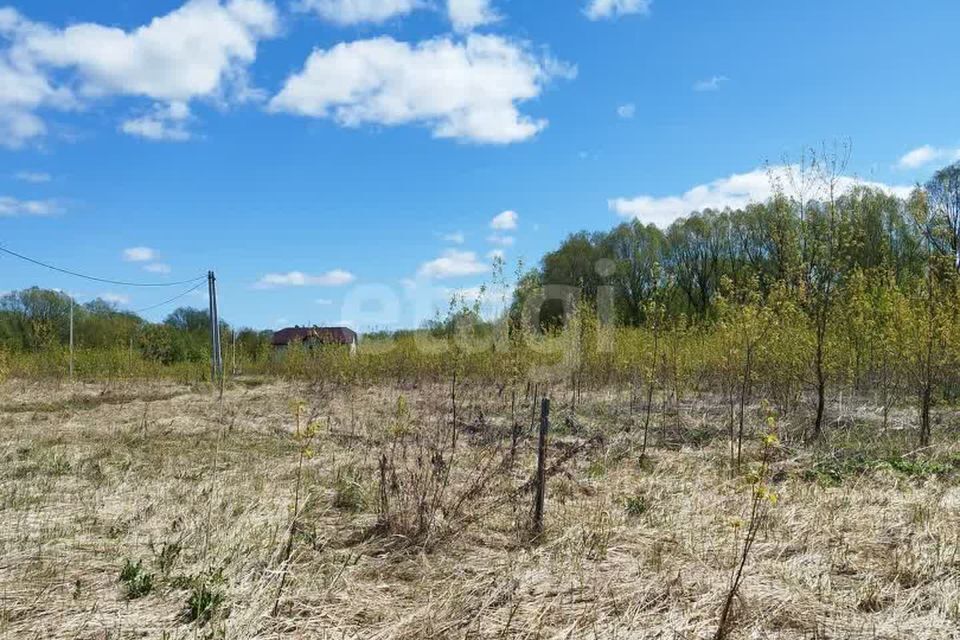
0 245 206 287
133 281 207 314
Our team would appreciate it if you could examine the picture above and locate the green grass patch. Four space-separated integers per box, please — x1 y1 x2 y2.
803 452 960 486
119 559 154 599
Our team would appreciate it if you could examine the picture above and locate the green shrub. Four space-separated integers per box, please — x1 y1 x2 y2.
185 583 224 624
624 494 648 517
332 466 366 512
119 559 154 599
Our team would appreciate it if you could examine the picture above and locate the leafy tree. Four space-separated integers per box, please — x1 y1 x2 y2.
602 221 666 325
924 162 960 269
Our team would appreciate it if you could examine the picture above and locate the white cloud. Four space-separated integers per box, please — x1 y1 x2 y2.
418 249 488 279
0 195 60 216
14 170 51 183
316 298 333 305
0 0 278 146
584 0 651 20
101 293 130 305
269 34 574 144
490 209 518 230
693 75 728 92
0 13 76 148
446 283 513 318
442 231 466 244
22 0 278 101
898 146 938 170
487 248 505 260
121 101 191 141
295 0 422 25
294 0 500 32
609 165 914 228
255 269 356 288
616 103 635 119
0 110 48 149
447 0 499 32
144 262 172 274
897 145 960 170
122 246 156 262
488 233 514 246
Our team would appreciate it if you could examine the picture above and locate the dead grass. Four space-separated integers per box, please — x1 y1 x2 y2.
1 378 959 639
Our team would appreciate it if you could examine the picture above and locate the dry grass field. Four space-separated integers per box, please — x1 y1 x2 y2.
2 378 960 639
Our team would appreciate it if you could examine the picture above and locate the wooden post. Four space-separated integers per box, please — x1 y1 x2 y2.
532 397 550 537
451 371 458 450
510 390 518 461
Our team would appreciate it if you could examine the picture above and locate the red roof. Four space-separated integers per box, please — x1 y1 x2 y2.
272 326 357 346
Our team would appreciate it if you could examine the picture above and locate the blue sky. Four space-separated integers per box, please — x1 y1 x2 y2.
1 0 958 331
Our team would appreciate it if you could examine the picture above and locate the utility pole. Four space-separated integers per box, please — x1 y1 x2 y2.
208 271 222 384
69 297 74 381
208 272 215 382
213 274 222 380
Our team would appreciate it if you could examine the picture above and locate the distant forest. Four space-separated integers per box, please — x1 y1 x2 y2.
0 295 272 366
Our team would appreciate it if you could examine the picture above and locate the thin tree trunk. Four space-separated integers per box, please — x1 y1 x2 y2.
920 385 932 447
736 347 753 470
812 328 826 440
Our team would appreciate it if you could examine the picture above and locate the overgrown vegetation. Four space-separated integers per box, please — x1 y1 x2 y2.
4 158 960 453
4 154 960 639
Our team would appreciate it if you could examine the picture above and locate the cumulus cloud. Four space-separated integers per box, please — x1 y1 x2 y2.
123 246 157 262
123 250 173 274
101 293 130 305
616 103 635 119
584 0 651 21
295 0 422 25
14 170 51 183
609 165 914 228
0 9 76 148
447 0 499 32
0 0 278 146
693 75 728 92
121 102 192 141
418 249 488 279
254 269 356 288
269 34 574 144
0 195 60 216
897 145 960 170
490 209 518 230
21 0 278 101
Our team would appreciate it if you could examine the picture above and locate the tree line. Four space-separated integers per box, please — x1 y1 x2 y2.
0 290 273 366
509 156 960 443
